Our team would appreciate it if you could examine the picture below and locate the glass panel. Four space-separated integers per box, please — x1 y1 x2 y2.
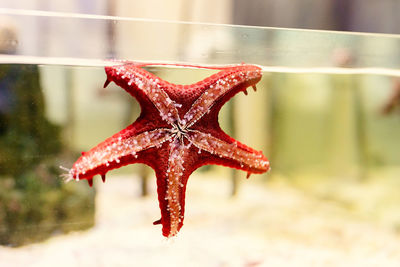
0 8 399 75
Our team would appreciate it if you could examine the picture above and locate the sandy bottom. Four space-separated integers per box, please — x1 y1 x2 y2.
1 173 400 267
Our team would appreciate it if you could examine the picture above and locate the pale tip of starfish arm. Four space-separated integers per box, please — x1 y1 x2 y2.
163 235 178 243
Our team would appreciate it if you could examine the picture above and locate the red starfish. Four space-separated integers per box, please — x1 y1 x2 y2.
62 62 270 237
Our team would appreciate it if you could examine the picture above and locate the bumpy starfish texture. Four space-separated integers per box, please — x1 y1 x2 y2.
63 62 270 237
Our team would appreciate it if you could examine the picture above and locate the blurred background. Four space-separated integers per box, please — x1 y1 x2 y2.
1 0 400 266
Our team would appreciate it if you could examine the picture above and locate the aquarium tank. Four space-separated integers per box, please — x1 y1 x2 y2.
0 1 400 266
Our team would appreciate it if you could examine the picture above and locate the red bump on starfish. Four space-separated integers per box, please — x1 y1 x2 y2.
62 61 270 238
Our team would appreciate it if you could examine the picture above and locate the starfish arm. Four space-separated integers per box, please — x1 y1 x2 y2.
66 128 173 181
183 65 262 128
187 130 270 174
105 64 180 125
155 139 193 238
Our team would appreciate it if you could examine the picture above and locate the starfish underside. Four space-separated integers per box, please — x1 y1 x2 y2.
64 62 270 237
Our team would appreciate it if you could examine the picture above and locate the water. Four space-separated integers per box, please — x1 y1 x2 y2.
1 59 399 205
1 7 400 266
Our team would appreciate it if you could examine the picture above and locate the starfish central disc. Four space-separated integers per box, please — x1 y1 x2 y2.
63 62 270 237
170 121 189 142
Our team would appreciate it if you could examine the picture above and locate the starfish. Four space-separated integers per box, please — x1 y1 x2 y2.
62 62 270 237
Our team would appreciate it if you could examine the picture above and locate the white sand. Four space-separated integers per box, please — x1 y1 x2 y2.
1 173 400 267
